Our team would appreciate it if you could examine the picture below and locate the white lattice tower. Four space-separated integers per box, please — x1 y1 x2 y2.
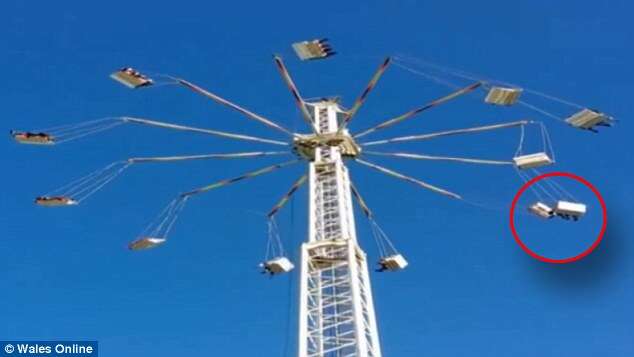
298 100 382 357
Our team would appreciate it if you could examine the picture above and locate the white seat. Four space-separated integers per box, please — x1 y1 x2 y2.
292 39 335 61
110 68 153 89
513 152 554 169
261 257 294 274
528 202 554 219
35 196 78 207
565 109 612 131
378 254 408 272
128 237 166 250
553 201 586 220
12 131 55 145
485 87 522 106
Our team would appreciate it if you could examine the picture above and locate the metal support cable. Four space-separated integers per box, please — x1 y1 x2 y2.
393 55 487 84
139 198 180 237
517 100 565 122
349 182 373 219
273 55 319 133
160 197 189 238
39 117 120 135
355 158 462 200
123 117 289 145
181 159 300 197
340 57 392 131
176 78 294 136
72 163 132 202
128 151 290 163
393 55 590 124
362 120 530 146
515 123 526 156
44 152 289 203
355 81 483 139
517 169 557 202
370 220 398 256
515 169 545 202
392 61 463 90
539 122 557 162
267 174 308 218
55 121 127 144
364 151 513 165
45 161 126 196
532 168 577 202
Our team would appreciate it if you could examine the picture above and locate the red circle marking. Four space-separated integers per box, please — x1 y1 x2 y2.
509 171 607 264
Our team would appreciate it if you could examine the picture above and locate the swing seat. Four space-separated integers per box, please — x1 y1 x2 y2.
292 39 335 61
553 201 586 219
11 131 55 145
513 152 553 169
110 67 153 89
378 254 408 272
35 196 78 206
261 257 294 274
528 202 554 219
565 109 612 131
128 237 166 250
484 87 522 106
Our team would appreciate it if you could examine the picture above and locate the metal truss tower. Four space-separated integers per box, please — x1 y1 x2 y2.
298 100 382 357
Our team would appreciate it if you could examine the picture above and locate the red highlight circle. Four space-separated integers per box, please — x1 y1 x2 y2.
509 171 607 264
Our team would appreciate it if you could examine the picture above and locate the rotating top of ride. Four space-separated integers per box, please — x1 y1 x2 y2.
292 131 362 160
291 98 362 160
10 39 616 264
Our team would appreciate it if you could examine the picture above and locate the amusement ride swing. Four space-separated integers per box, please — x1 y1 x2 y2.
12 39 614 357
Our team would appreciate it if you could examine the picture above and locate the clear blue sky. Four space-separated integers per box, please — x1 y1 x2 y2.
1 1 632 356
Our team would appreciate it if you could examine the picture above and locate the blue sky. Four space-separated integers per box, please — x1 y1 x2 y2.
1 1 632 356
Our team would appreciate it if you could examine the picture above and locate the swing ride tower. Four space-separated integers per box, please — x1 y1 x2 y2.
298 100 381 357
11 42 614 357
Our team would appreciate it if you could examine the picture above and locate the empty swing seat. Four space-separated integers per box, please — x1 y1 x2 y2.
292 39 336 61
11 131 55 145
484 87 523 106
128 237 166 251
261 257 294 275
528 202 554 219
378 254 408 272
35 196 78 207
513 152 553 169
553 201 586 220
565 109 612 132
110 67 154 89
